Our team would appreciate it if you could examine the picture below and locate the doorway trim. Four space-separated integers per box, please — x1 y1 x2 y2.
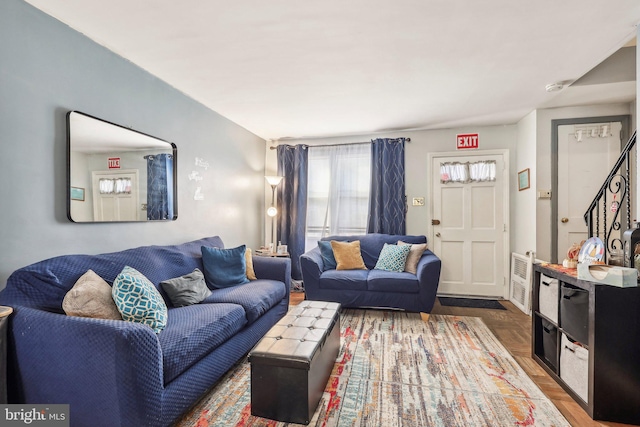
551 115 631 263
428 149 510 298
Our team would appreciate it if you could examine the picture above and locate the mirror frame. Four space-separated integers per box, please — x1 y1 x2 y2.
66 111 178 223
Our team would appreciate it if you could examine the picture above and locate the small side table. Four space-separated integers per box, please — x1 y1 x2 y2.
254 251 290 258
254 251 302 291
0 306 13 404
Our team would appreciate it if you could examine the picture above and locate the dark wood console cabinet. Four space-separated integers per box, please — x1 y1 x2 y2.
532 264 640 425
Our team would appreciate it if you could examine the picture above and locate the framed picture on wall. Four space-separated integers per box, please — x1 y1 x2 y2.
518 168 530 191
70 187 85 201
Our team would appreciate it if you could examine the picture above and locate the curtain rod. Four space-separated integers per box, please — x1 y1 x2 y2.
269 137 410 150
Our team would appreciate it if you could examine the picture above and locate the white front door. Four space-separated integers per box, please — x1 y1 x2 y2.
92 170 140 221
557 122 622 260
430 152 508 297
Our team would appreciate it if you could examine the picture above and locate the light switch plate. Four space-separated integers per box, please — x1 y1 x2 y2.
412 197 425 206
538 190 551 199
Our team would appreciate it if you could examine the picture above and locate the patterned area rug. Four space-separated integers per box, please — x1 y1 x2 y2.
176 310 569 427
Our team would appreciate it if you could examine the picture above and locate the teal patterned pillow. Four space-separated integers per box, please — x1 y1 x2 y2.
112 266 168 333
374 243 412 272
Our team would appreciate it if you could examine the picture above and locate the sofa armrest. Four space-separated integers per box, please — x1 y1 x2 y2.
416 250 442 288
252 256 291 290
301 247 324 271
9 306 163 425
300 247 323 292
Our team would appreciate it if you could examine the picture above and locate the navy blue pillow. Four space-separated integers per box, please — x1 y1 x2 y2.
318 240 337 271
201 245 250 289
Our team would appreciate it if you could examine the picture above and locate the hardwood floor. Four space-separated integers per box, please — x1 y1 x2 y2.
289 292 635 427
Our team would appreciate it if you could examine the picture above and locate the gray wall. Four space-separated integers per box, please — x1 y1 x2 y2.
0 0 266 289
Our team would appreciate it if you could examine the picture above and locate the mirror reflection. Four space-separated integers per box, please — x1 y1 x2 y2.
67 111 177 222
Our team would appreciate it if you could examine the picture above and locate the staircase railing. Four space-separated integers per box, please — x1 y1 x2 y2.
584 130 637 262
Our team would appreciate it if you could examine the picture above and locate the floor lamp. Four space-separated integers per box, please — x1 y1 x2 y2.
265 176 283 253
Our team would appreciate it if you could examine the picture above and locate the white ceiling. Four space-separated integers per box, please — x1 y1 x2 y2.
69 111 172 153
25 0 640 141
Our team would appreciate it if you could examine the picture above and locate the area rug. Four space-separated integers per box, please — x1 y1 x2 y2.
176 310 569 427
438 297 507 310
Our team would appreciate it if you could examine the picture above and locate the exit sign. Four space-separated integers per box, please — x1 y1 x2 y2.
108 157 121 169
456 133 479 150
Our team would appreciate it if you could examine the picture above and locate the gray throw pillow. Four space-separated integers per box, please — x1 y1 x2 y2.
160 268 212 307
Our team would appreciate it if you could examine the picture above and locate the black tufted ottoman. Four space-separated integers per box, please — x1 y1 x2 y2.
248 300 341 424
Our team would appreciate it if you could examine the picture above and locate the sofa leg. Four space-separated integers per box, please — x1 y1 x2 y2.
420 312 430 322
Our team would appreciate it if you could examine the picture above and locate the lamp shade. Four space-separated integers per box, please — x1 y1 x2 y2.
265 176 283 186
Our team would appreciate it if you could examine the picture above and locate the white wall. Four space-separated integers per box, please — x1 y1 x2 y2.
271 124 517 249
514 111 538 257
269 101 639 263
535 103 635 262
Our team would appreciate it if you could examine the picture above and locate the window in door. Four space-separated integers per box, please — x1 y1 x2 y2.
440 160 496 183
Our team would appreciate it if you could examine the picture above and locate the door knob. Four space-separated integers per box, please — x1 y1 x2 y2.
432 219 441 225
435 232 441 237
561 217 569 223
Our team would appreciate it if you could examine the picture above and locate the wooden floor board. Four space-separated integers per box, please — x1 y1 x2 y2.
289 293 636 427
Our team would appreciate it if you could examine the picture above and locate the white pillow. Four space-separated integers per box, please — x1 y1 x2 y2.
63 270 122 320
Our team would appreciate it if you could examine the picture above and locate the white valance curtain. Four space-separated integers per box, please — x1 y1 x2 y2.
440 160 496 183
99 178 132 194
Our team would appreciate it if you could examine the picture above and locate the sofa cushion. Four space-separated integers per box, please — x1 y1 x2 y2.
62 270 122 320
160 268 211 307
397 241 428 274
112 266 168 333
158 303 247 384
319 269 369 291
331 240 367 270
322 234 427 269
367 269 420 293
201 245 250 289
317 241 337 270
201 280 286 324
374 243 411 272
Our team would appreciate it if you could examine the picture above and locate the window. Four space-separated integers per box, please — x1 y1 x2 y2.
98 178 132 194
305 144 371 251
440 160 496 183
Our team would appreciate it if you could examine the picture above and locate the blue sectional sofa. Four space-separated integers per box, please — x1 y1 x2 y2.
300 234 440 313
0 236 290 427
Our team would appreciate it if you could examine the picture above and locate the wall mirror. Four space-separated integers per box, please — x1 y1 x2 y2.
67 111 177 222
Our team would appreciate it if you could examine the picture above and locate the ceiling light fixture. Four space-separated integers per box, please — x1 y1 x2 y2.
545 82 564 92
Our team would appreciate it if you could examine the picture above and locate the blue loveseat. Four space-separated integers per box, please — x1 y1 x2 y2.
0 236 290 427
300 234 440 313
